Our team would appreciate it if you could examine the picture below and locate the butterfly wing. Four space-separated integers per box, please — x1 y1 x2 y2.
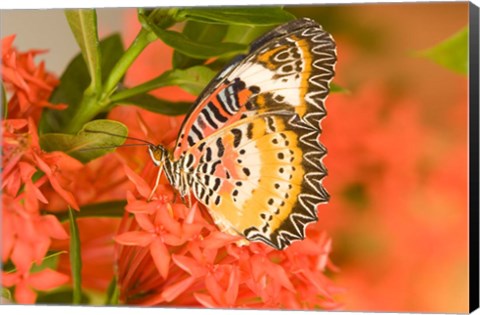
174 18 336 250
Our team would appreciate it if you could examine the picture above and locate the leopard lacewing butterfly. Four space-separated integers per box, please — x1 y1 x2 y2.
146 18 337 250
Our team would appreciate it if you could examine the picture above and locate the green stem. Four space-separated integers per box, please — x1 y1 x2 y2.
59 10 181 134
64 29 155 134
102 29 156 98
2 82 8 119
105 276 120 305
68 208 83 305
64 92 101 133
109 75 170 103
47 200 127 222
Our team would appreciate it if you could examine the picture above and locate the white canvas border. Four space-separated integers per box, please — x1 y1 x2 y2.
0 1 478 315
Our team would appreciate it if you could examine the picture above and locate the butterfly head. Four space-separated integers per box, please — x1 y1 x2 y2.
147 145 170 167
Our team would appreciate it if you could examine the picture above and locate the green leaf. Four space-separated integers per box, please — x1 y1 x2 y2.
2 259 15 272
149 66 216 96
178 7 295 26
111 66 216 102
36 288 90 304
417 26 468 75
68 207 82 305
341 182 369 211
1 288 12 302
173 20 229 69
331 82 350 94
3 250 68 274
49 200 127 222
120 94 192 116
105 276 120 305
1 81 7 119
40 119 128 164
30 251 68 273
40 34 124 134
138 8 178 30
150 24 248 59
206 24 274 70
65 9 102 93
224 24 273 45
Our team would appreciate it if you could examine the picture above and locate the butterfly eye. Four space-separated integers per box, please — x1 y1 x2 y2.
148 145 163 166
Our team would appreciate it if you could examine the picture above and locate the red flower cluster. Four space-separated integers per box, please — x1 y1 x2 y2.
1 36 81 303
115 160 341 308
2 35 66 122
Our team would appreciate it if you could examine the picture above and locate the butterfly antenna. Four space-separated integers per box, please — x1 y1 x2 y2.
84 129 155 146
77 143 150 152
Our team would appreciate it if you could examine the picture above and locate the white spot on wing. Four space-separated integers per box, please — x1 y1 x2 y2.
228 62 303 107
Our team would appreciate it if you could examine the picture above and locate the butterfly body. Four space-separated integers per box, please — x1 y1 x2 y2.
149 18 336 250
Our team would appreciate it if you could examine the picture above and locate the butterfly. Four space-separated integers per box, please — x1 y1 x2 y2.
147 17 337 250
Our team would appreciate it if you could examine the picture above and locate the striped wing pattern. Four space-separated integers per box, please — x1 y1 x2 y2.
171 18 337 250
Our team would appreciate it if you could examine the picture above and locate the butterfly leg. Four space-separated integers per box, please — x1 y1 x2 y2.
180 171 193 208
187 193 192 209
179 195 188 206
148 165 163 201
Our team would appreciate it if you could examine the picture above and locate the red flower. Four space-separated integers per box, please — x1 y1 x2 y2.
2 194 68 271
2 35 66 121
1 119 78 272
2 268 69 304
0 36 82 303
115 164 206 288
51 217 121 292
46 156 133 293
2 118 82 211
41 153 132 213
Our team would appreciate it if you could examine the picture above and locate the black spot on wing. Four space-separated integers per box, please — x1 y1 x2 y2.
216 138 225 157
231 128 242 148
